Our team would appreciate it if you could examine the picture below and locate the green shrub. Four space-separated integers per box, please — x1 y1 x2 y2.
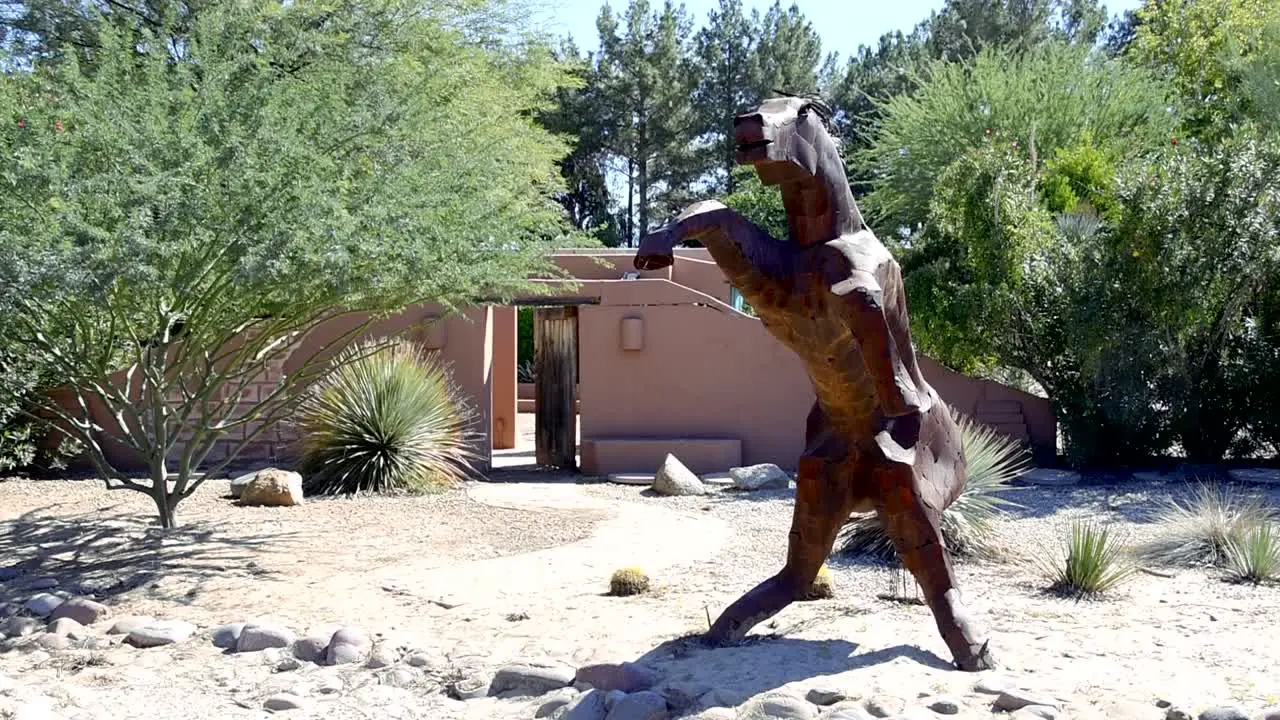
1223 523 1280 584
1040 518 1137 597
1136 483 1276 567
608 567 650 596
838 412 1029 561
295 338 478 495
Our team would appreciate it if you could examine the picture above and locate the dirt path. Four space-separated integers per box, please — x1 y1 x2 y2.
3 475 1280 720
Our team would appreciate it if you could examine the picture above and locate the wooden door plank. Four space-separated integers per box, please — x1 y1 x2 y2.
534 306 578 469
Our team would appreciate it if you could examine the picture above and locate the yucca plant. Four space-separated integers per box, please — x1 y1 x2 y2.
294 338 479 495
838 412 1031 561
1039 518 1137 597
1223 523 1280 584
1136 483 1276 568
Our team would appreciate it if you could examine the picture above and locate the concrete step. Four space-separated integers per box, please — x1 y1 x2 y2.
975 411 1025 425
976 400 1022 414
580 437 742 476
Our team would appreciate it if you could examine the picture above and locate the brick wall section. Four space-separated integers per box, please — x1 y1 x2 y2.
166 349 297 471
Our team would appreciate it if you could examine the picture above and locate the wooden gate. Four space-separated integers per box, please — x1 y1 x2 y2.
534 306 578 469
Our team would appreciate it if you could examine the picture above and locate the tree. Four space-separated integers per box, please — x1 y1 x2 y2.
539 38 621 246
0 0 576 527
751 1 831 98
689 0 760 194
858 41 1181 242
593 0 700 242
1130 0 1280 139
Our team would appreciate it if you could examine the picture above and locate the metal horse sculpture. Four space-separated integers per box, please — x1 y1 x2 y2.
634 95 996 672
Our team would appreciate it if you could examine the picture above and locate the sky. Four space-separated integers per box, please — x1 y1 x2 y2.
528 0 1147 64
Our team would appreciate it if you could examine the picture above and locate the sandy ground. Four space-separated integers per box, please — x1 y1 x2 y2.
1 470 1280 720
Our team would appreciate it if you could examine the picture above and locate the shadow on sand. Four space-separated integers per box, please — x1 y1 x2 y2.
0 504 296 612
625 631 953 712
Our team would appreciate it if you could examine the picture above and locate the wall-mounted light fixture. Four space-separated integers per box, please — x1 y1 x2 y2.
620 316 644 351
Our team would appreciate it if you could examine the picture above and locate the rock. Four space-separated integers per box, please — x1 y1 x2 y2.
48 598 109 626
693 710 736 720
925 695 962 715
537 688 582 718
805 687 849 706
28 578 58 591
738 691 818 720
817 702 874 720
209 622 245 649
0 602 23 619
606 691 628 709
450 670 491 700
700 688 747 709
365 642 398 669
973 676 1013 695
325 627 371 665
46 618 88 639
0 568 20 583
275 657 301 672
700 473 735 487
605 690 668 720
36 634 71 651
126 620 197 647
575 662 660 693
236 622 295 652
108 617 155 636
1 617 43 638
563 690 609 720
1012 707 1061 720
229 471 256 498
314 674 344 695
263 693 309 711
1198 707 1248 720
994 688 1059 712
405 651 438 669
490 662 576 697
291 634 330 663
863 696 905 718
23 593 64 618
1019 469 1080 486
1166 709 1192 720
239 469 304 507
651 454 707 496
1257 706 1280 720
380 667 420 688
730 463 791 490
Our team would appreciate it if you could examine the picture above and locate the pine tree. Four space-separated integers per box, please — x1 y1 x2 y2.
689 0 760 194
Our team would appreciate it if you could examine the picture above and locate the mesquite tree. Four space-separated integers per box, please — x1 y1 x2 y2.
0 0 575 527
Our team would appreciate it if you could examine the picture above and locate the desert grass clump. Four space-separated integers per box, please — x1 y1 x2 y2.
838 412 1030 561
1223 522 1280 584
802 564 835 600
609 567 650 596
294 338 479 496
1136 483 1276 568
1039 518 1137 597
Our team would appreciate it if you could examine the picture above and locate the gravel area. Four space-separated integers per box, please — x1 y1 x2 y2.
1 472 1279 720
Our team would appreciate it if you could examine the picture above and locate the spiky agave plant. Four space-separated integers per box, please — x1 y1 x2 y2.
1136 482 1276 568
1038 518 1137 597
294 338 480 495
838 411 1030 561
1223 522 1280 584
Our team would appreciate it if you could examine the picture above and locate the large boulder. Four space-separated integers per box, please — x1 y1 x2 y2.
729 464 791 491
651 454 706 496
239 469 304 507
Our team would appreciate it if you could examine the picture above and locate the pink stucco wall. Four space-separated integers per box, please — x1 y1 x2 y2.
49 249 1055 476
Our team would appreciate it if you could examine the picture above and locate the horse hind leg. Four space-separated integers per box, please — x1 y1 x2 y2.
875 459 995 671
705 453 857 645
